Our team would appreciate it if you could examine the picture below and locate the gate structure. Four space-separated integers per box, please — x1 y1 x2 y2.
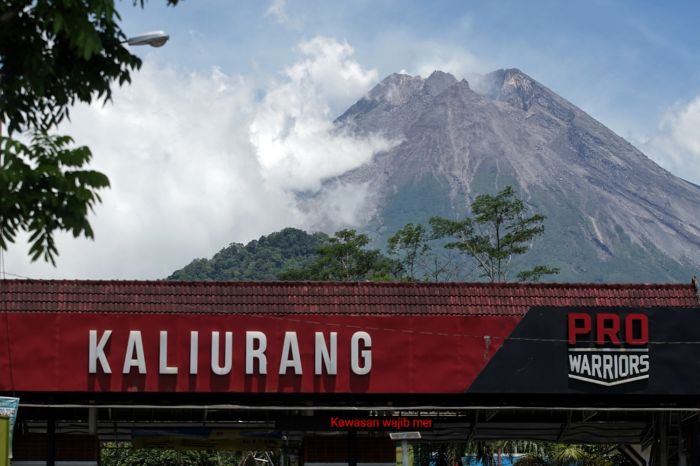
1 280 700 465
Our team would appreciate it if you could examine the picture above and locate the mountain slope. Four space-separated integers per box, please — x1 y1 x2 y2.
312 69 700 282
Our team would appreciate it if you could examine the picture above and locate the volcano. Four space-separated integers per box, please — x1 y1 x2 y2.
306 69 700 282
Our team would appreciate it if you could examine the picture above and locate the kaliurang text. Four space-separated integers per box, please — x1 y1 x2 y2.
88 330 372 376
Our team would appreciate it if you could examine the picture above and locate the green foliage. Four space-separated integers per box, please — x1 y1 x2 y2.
431 185 559 282
517 265 561 282
101 443 241 466
0 0 179 133
0 0 177 262
387 223 430 281
386 222 461 282
168 228 328 281
515 443 633 466
280 229 400 281
415 440 631 466
0 131 109 264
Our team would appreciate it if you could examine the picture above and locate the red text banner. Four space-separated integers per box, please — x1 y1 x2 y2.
0 312 517 393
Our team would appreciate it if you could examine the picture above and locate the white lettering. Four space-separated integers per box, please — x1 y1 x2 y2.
580 355 590 375
568 354 582 373
123 330 146 374
279 331 302 375
211 331 233 375
246 331 267 375
88 329 377 378
602 354 614 380
159 331 178 374
591 354 602 378
639 354 650 373
315 332 337 375
89 330 112 374
190 331 198 375
619 354 629 377
630 354 640 374
569 351 650 383
351 331 372 375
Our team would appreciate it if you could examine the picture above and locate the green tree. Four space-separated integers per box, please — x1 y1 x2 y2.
0 132 109 264
168 228 329 281
387 222 461 282
100 443 245 466
456 441 631 466
516 443 632 466
0 0 177 263
279 229 399 281
387 223 430 281
430 185 559 282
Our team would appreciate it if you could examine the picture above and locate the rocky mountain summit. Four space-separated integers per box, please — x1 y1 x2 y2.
311 69 700 282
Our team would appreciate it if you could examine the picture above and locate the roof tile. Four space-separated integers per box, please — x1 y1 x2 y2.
0 280 697 316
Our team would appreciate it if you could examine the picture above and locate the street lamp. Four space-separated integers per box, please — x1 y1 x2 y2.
0 30 170 137
123 30 170 47
0 29 171 173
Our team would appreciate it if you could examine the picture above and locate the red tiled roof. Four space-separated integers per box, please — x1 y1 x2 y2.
0 280 697 316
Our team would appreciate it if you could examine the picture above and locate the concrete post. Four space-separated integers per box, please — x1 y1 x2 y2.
348 431 357 466
690 420 700 466
47 412 56 466
659 412 668 466
88 407 97 436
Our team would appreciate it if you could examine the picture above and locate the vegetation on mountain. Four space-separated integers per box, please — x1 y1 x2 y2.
431 186 559 282
279 228 399 281
168 228 328 281
387 222 461 282
387 223 430 281
169 187 556 283
0 0 178 263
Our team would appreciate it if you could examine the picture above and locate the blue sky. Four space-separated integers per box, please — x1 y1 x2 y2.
121 0 700 139
6 0 700 279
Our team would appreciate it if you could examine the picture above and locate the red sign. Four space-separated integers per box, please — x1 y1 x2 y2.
567 312 649 345
0 312 517 393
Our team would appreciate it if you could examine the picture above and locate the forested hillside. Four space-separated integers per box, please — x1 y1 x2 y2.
168 186 561 283
168 228 327 280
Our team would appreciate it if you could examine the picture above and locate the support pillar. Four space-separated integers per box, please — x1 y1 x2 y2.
679 416 688 466
348 431 357 466
88 406 97 436
47 411 56 466
658 412 669 466
690 420 700 466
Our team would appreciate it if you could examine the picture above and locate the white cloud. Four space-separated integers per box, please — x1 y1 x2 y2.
644 96 700 184
265 0 303 31
411 43 484 79
4 37 393 279
366 28 489 81
250 37 397 192
299 181 376 232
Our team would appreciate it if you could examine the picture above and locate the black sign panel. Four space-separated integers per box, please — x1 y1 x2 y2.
468 307 700 394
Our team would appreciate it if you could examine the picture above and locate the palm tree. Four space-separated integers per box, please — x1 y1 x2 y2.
516 443 616 466
463 440 543 466
427 441 626 466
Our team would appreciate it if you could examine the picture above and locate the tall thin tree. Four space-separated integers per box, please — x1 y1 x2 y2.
431 186 559 282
